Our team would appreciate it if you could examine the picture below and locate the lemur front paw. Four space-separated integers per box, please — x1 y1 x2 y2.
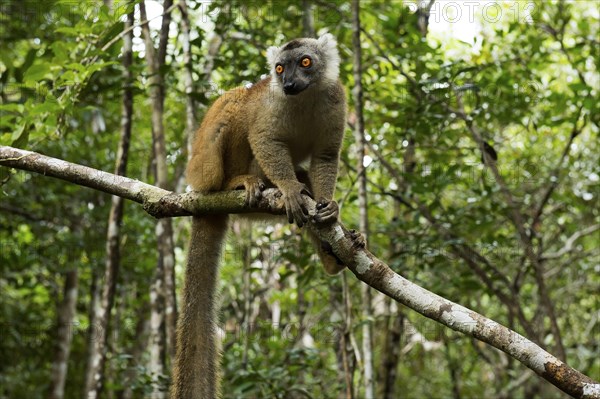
279 181 312 227
313 199 339 225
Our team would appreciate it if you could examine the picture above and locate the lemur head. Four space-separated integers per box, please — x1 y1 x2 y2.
266 33 341 96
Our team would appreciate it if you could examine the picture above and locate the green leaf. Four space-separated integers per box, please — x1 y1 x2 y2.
66 63 86 73
21 49 37 72
24 64 51 81
51 42 70 61
0 104 24 113
87 61 118 74
29 101 60 116
57 70 77 85
583 96 596 110
54 26 81 35
11 125 29 147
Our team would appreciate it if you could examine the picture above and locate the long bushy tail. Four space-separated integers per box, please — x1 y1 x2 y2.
171 215 228 399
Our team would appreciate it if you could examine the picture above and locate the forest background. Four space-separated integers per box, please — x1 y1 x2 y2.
0 1 598 398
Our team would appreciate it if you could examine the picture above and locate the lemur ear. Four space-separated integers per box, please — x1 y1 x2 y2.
316 33 340 82
317 33 337 51
266 46 281 66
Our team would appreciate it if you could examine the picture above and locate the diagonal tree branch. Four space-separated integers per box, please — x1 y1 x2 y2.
1 145 598 399
451 94 567 361
366 141 539 340
532 105 585 229
541 224 600 261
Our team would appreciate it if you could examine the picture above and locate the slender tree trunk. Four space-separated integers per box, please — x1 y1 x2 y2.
443 335 462 399
139 4 176 394
83 9 135 398
380 203 404 398
177 0 196 166
147 260 166 395
351 1 374 397
296 256 307 346
175 0 222 194
381 303 404 399
341 274 356 399
381 3 432 395
241 227 252 369
83 269 101 398
155 0 178 367
118 298 151 399
328 281 346 389
48 270 79 399
302 0 315 37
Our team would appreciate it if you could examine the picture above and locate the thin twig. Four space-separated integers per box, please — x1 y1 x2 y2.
541 224 600 261
100 2 178 52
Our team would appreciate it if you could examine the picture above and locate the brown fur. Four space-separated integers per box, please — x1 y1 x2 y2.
171 216 226 399
173 36 346 398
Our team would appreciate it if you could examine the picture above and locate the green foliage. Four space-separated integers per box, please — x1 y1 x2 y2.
1 1 598 398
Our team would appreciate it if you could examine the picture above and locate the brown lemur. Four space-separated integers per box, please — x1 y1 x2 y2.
172 33 347 398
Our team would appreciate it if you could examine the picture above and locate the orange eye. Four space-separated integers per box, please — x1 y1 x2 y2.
275 64 284 74
301 57 312 67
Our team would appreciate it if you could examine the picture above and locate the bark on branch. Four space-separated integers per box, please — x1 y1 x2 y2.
1 145 598 399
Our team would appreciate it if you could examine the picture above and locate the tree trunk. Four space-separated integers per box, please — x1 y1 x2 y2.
118 299 151 399
351 1 374 397
47 270 79 399
148 260 166 396
83 9 134 398
175 0 222 194
381 303 404 399
83 269 101 398
380 203 404 398
341 274 356 399
302 0 315 37
139 3 176 394
178 0 197 161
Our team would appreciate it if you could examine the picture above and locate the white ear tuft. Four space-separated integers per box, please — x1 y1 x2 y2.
266 46 280 67
317 33 340 82
317 33 337 49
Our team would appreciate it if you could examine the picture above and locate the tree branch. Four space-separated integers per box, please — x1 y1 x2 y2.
0 146 282 218
532 105 584 228
541 224 600 261
1 145 598 399
366 142 539 340
451 94 567 360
